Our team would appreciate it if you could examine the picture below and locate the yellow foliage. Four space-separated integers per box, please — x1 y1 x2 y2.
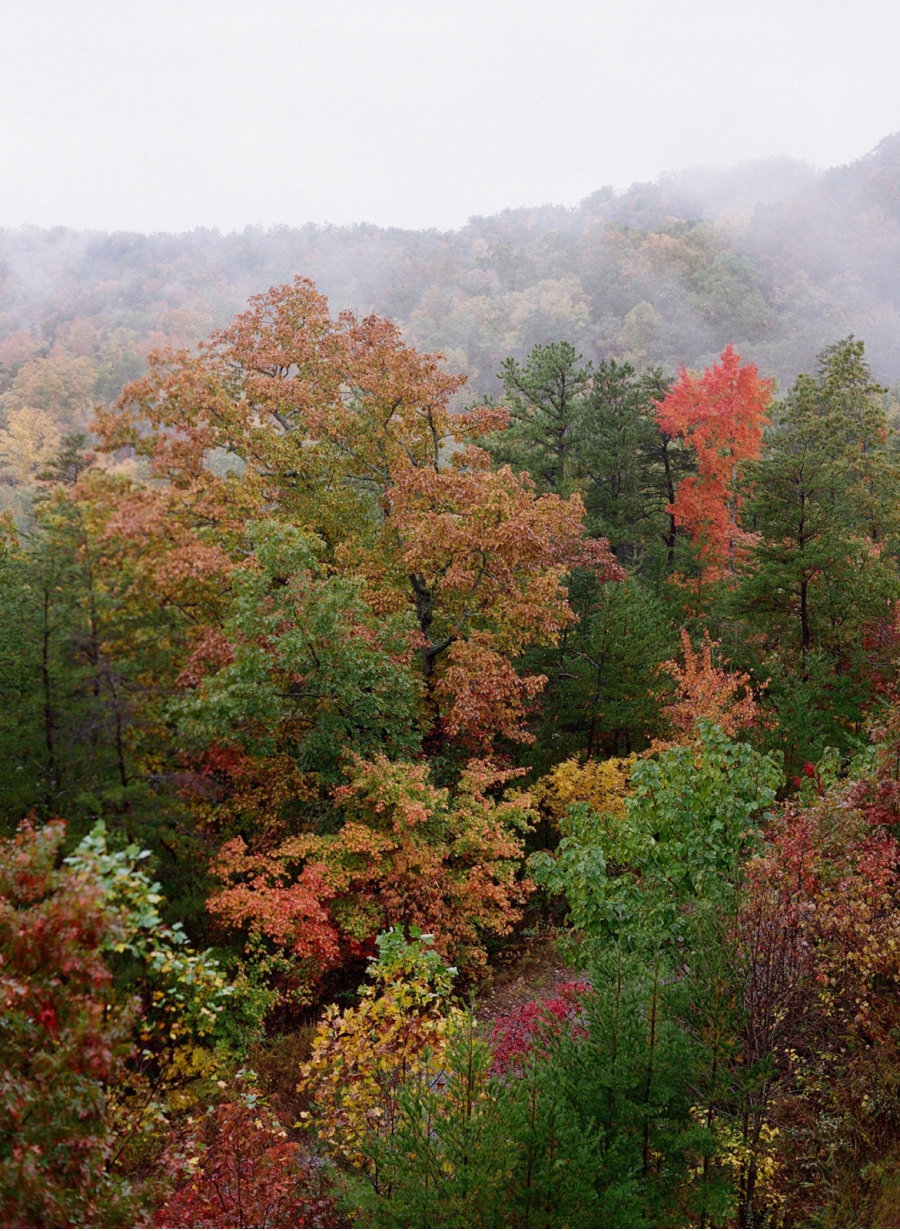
298 985 462 1174
162 1044 223 1114
531 755 635 824
0 406 61 484
298 931 462 1175
694 1111 783 1221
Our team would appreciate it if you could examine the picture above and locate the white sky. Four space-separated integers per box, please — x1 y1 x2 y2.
1 0 899 234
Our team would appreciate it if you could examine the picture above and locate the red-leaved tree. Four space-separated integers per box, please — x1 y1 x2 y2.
655 345 771 579
155 1078 337 1229
0 820 141 1227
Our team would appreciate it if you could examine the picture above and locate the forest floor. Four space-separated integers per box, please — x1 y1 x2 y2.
473 928 579 1026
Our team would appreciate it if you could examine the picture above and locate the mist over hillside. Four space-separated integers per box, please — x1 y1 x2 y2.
2 131 899 459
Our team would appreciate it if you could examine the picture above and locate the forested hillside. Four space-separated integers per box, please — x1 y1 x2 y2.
5 136 900 1229
3 134 900 514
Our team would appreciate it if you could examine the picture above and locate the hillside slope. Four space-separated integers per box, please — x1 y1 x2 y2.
1 132 899 505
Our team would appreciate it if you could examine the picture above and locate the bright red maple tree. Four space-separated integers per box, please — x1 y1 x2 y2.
655 345 771 577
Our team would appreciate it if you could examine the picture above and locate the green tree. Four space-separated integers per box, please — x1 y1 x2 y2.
526 726 783 1227
349 962 731 1228
738 337 900 768
172 520 424 785
521 572 674 769
531 724 781 953
577 361 690 567
488 342 592 496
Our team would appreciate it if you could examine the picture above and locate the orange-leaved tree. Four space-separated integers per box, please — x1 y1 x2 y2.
75 278 617 1012
207 755 534 996
657 629 763 747
655 345 771 580
91 277 620 756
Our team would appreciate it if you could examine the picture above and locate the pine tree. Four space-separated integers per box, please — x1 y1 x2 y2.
738 337 900 767
489 342 592 496
578 361 687 567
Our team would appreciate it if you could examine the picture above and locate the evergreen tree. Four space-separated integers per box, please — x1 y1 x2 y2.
521 572 675 769
489 342 592 496
738 337 900 768
578 361 688 567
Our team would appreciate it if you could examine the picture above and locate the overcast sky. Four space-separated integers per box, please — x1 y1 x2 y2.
1 0 899 234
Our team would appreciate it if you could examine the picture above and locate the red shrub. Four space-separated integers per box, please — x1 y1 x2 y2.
155 1085 337 1229
489 980 590 1075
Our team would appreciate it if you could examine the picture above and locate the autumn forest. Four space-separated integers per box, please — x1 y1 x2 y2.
6 137 900 1229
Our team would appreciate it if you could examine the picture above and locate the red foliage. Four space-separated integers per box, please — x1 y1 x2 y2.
655 345 771 576
733 747 900 1218
155 1086 337 1229
0 819 140 1227
489 980 590 1075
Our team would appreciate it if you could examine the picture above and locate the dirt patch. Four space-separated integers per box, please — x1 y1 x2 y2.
474 929 580 1026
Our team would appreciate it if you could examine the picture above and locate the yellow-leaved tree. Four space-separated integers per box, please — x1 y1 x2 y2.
298 927 464 1176
531 755 635 825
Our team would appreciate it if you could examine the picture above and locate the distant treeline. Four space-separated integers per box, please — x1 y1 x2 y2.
1 132 900 514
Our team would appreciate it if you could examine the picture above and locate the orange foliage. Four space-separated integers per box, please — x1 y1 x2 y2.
655 344 771 576
208 841 340 968
659 629 762 744
89 277 620 753
433 637 546 750
207 755 534 995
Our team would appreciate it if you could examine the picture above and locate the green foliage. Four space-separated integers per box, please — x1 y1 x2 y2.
342 1014 513 1228
172 520 423 783
578 360 687 566
348 970 732 1228
345 726 781 1226
531 723 782 951
66 821 230 1042
738 337 900 770
522 571 675 767
489 341 592 496
487 345 689 571
0 501 96 825
365 924 458 1000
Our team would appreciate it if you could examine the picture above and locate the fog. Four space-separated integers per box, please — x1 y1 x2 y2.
1 0 899 233
2 129 900 423
3 2 900 426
